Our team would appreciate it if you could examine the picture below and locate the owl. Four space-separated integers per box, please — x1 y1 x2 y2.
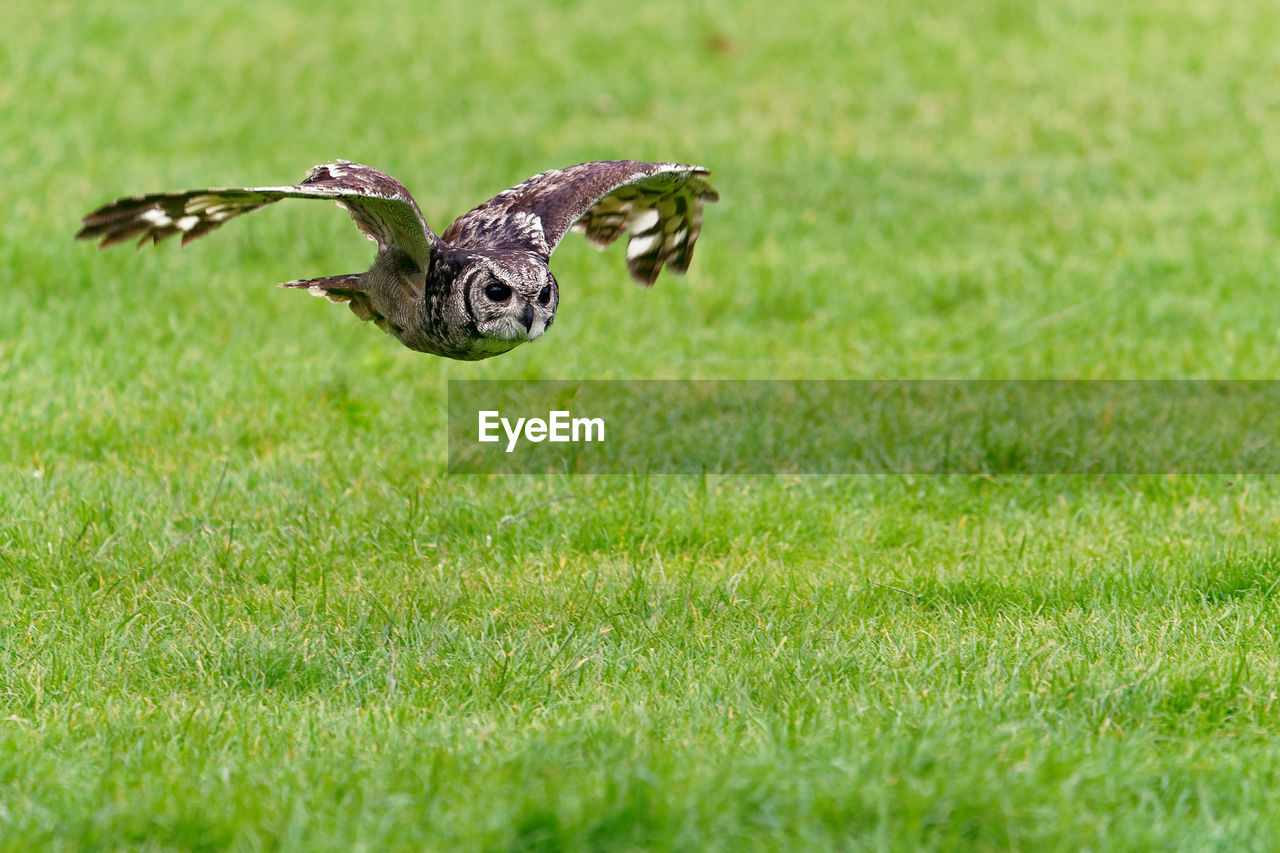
76 160 719 360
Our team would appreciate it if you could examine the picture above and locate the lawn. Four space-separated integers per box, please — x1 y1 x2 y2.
5 0 1280 849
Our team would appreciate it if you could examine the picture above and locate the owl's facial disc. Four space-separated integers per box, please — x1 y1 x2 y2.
468 255 558 344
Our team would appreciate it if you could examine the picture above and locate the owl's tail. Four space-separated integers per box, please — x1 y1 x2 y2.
280 273 391 327
280 274 366 304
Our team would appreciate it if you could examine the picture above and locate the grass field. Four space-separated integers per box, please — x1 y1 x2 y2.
6 0 1280 849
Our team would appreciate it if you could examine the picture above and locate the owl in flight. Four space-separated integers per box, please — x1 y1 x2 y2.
77 160 718 360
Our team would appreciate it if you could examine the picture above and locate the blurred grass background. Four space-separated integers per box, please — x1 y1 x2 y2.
5 0 1280 849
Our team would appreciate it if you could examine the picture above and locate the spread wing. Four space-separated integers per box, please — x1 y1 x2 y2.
75 161 440 270
441 160 719 285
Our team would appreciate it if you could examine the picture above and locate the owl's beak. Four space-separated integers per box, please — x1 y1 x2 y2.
520 302 534 333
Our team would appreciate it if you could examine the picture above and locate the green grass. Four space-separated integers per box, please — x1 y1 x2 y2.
6 0 1280 848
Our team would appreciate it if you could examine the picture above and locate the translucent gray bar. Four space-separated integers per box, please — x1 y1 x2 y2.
447 380 1280 474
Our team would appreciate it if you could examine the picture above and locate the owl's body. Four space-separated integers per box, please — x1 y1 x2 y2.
339 243 553 360
77 160 718 360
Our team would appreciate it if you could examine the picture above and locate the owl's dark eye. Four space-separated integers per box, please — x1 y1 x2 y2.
537 285 552 305
484 282 512 302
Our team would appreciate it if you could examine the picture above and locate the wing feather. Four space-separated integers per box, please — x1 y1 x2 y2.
442 161 718 285
76 161 440 269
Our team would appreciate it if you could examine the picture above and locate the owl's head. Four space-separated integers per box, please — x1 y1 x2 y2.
462 251 559 346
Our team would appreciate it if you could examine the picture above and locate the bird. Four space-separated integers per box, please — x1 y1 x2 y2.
76 160 719 360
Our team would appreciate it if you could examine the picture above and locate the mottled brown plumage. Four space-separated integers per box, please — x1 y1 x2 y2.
76 160 718 360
